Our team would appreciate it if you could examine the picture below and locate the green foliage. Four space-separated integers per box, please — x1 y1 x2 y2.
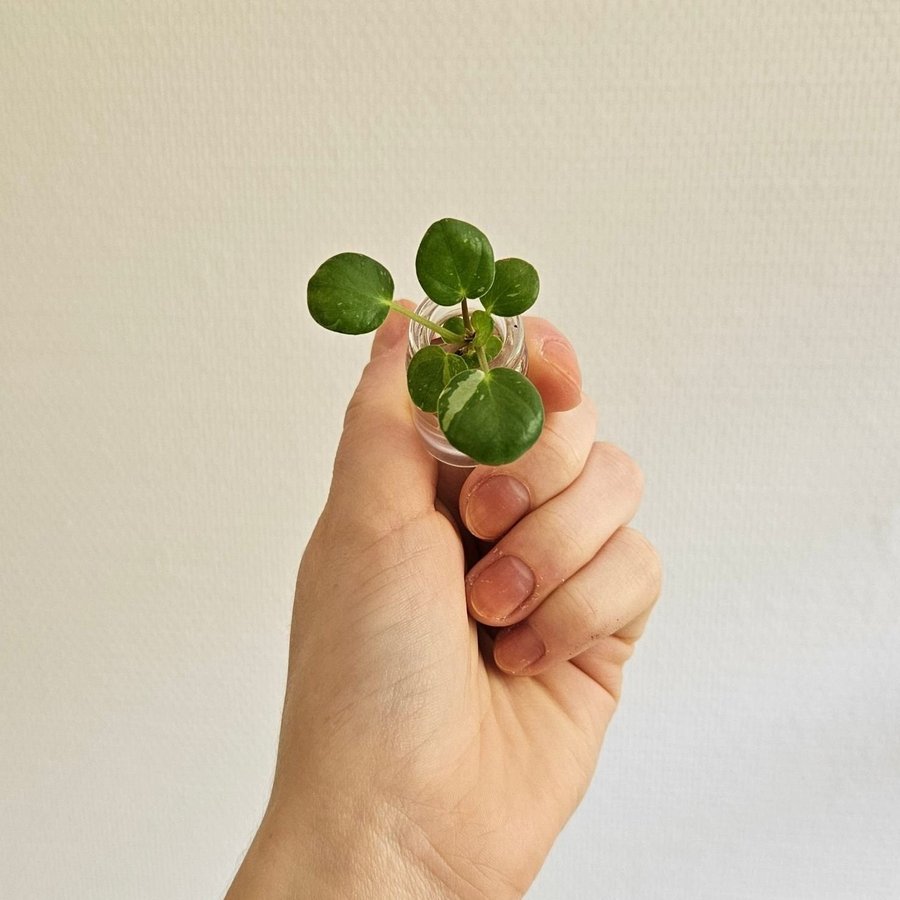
483 334 503 361
307 252 393 334
453 310 502 370
480 257 540 317
470 309 494 346
306 218 546 464
437 368 544 466
443 316 466 340
415 219 495 306
407 346 468 413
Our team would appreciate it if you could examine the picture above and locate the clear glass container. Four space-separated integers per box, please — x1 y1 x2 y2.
406 298 528 467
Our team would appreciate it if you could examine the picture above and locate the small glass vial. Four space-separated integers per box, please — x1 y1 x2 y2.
406 298 528 467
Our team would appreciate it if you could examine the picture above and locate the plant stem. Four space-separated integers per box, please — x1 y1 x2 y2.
462 297 490 374
461 298 490 373
460 298 473 335
387 301 459 343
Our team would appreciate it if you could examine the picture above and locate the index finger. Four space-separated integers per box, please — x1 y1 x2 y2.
522 316 582 414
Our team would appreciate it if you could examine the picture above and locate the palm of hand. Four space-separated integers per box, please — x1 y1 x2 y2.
283 479 628 898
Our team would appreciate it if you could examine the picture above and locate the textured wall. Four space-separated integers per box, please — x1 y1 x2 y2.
2 2 899 898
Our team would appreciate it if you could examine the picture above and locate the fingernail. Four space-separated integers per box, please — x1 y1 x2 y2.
541 338 581 392
465 475 531 540
468 555 535 621
495 623 546 674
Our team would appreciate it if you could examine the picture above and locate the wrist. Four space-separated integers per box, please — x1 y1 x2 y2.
226 792 461 900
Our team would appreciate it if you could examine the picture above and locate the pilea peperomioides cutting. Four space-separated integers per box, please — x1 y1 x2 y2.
307 218 544 466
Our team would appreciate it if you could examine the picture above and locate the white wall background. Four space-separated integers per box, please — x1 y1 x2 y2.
2 2 899 897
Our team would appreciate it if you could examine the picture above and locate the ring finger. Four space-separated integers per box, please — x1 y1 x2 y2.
492 526 662 676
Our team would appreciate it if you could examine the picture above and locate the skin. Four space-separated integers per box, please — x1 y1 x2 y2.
226 301 662 899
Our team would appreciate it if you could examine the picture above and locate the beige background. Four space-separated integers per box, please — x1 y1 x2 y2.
2 2 899 898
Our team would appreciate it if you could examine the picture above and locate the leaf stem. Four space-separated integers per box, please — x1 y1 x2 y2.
387 301 459 343
460 298 473 335
461 299 490 372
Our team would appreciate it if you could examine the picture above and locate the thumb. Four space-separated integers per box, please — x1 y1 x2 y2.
327 300 438 526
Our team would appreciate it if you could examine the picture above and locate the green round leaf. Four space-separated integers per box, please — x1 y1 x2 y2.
307 252 393 334
479 257 539 317
407 345 469 413
470 309 495 346
483 334 502 361
443 315 466 339
415 219 495 305
437 367 544 465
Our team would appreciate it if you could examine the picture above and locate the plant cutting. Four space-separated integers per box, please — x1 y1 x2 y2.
307 218 544 466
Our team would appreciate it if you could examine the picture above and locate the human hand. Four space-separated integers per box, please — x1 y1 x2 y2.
227 302 662 899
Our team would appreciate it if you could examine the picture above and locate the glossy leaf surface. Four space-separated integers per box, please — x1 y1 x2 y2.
307 252 393 334
470 309 495 346
415 219 495 306
479 257 540 317
437 367 544 465
443 316 466 340
407 345 469 413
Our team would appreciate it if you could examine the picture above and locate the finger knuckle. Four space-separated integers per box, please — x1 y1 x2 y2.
594 442 645 500
543 420 585 474
616 527 663 598
540 504 593 560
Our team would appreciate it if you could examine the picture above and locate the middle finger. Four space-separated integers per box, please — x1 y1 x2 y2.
465 442 644 624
